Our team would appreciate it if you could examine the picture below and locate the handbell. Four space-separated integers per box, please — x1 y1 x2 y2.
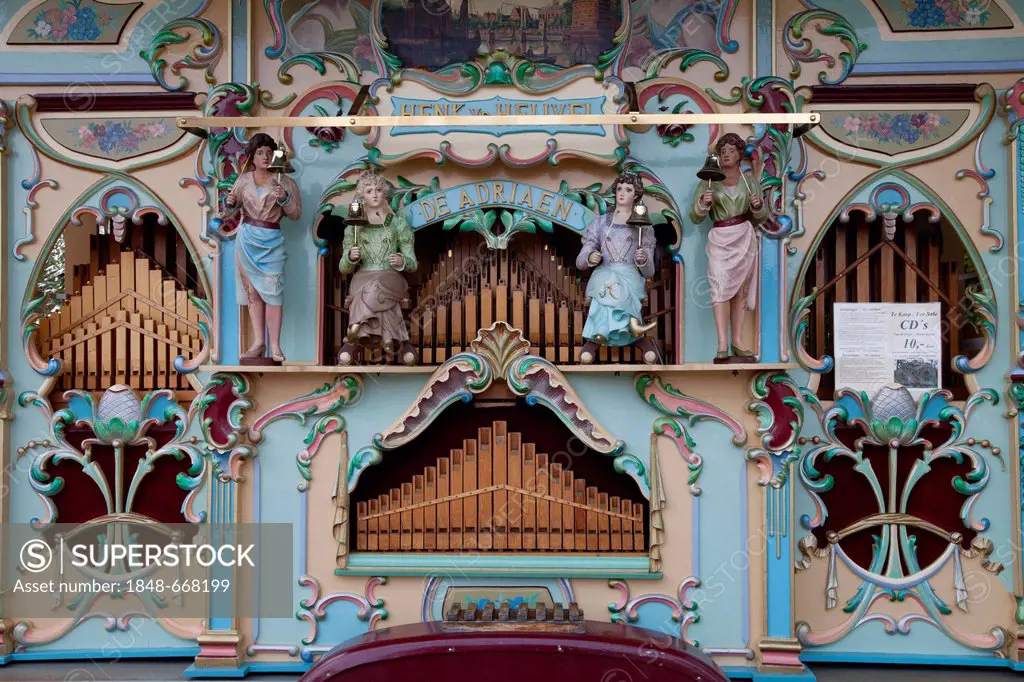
267 147 295 174
696 153 726 182
627 202 653 226
345 198 368 226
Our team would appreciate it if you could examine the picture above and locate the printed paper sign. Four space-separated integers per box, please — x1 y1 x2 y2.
833 302 942 397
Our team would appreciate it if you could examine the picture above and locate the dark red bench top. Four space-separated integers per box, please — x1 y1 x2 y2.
300 620 729 682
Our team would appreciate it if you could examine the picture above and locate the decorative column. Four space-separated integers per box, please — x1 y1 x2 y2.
190 374 255 672
747 372 810 677
755 0 781 363
0 99 14 662
1008 79 1024 662
1007 82 1024 659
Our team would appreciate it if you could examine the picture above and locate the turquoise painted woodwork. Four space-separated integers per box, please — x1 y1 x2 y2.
337 553 656 578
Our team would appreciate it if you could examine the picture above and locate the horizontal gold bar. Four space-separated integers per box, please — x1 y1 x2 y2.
177 112 819 129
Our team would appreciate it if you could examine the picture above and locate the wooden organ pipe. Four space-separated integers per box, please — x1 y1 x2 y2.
354 420 645 553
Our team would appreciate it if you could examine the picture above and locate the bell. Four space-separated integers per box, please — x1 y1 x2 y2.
345 198 367 226
697 153 726 182
267 147 295 174
627 202 653 226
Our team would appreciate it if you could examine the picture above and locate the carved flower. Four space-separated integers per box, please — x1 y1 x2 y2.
33 20 51 37
94 385 143 444
307 102 345 152
869 384 919 445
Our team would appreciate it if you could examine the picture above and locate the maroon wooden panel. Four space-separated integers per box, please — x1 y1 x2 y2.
300 621 727 682
810 84 978 104
31 92 199 113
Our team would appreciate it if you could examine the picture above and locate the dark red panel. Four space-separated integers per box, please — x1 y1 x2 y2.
301 621 727 682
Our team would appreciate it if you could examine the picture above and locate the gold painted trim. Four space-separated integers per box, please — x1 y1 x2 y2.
179 113 819 130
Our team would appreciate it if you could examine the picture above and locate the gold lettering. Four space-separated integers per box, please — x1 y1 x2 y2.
497 102 510 115
516 103 530 115
400 103 415 117
436 194 451 217
476 183 491 203
421 197 437 221
517 186 534 208
538 191 555 214
493 182 507 204
553 196 572 221
459 189 474 210
570 103 584 115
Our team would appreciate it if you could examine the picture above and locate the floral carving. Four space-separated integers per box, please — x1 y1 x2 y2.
795 385 1006 651
249 376 363 489
608 577 701 646
17 385 208 524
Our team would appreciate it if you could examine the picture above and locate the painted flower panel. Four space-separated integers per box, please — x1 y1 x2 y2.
874 0 1013 30
11 0 142 45
41 117 185 162
820 109 971 156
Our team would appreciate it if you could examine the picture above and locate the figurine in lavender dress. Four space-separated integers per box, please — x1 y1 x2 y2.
576 172 660 364
690 133 767 361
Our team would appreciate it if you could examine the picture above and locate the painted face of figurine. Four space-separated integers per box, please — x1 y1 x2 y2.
615 182 637 208
718 143 741 170
252 145 275 170
361 182 387 210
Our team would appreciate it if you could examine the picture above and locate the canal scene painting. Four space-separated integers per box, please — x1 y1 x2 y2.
380 0 621 68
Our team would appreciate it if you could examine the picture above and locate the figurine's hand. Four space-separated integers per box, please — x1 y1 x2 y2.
699 190 713 210
635 248 648 266
349 246 361 262
225 194 237 208
749 196 763 210
587 251 602 266
272 183 287 201
388 253 405 270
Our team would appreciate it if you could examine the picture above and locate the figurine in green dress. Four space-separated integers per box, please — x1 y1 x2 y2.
689 133 767 361
338 171 418 365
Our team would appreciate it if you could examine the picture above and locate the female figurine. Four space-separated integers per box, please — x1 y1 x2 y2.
689 132 767 361
225 133 302 362
576 171 659 364
338 171 418 365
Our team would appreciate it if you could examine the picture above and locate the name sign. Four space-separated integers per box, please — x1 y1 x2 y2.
403 180 594 233
389 96 607 136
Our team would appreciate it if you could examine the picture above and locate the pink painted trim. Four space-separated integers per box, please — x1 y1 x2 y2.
675 261 683 364
761 650 802 668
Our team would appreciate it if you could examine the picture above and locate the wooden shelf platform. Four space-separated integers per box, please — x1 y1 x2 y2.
202 362 798 374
